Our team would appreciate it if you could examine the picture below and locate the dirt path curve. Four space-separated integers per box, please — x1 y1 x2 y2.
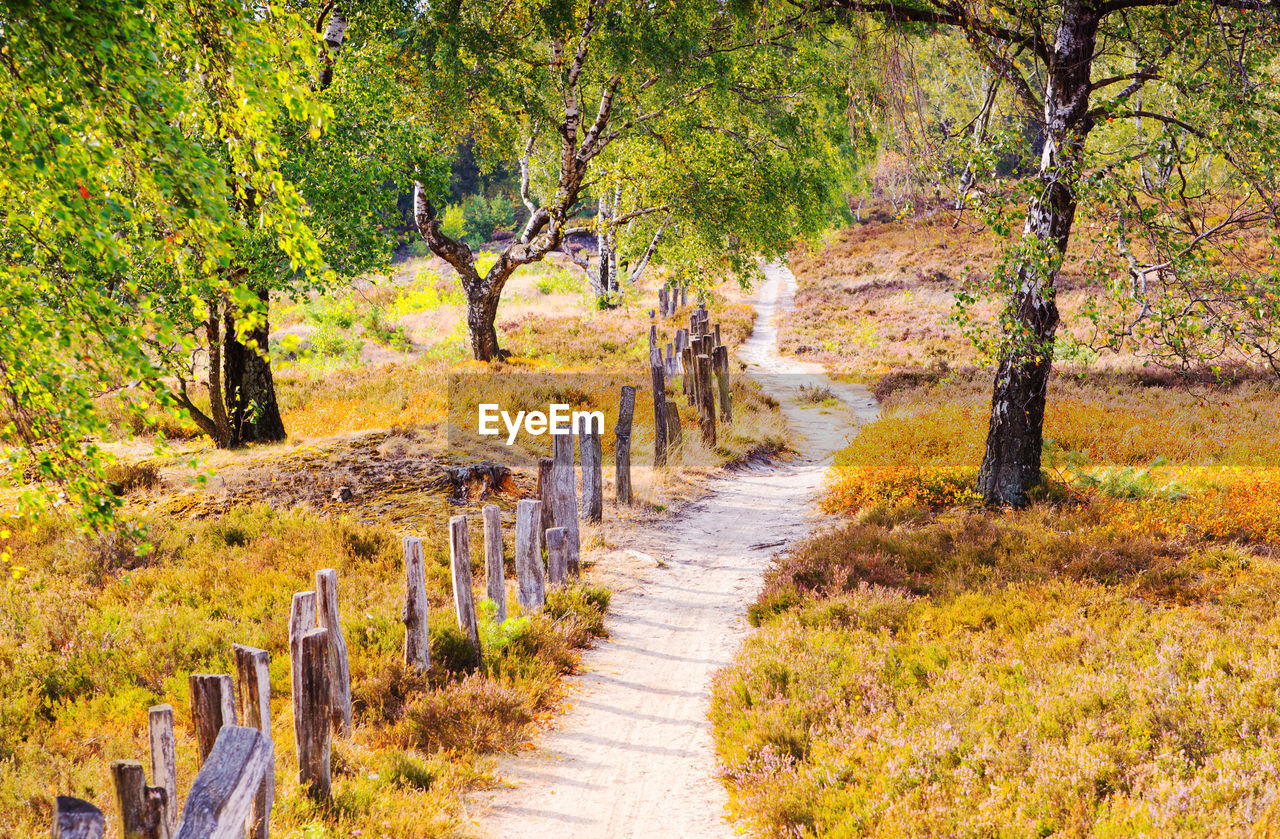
469 262 878 838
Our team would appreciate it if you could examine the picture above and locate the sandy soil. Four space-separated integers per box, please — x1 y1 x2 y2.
467 262 878 838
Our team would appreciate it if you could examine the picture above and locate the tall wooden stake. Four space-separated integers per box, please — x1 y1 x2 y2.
232 645 273 839
448 515 482 666
514 499 546 610
550 432 581 565
148 705 177 834
402 537 430 672
713 344 733 423
188 675 236 765
578 414 603 522
697 353 716 448
615 385 635 504
315 569 352 736
483 504 507 623
294 628 331 801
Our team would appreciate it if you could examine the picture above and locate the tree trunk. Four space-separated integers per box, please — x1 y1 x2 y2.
467 287 504 362
976 3 1097 507
223 288 287 446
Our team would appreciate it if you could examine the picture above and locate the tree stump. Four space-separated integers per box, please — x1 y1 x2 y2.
315 569 352 736
448 515 482 666
402 537 430 672
615 385 635 504
514 499 546 610
483 504 507 622
232 645 273 839
188 675 236 765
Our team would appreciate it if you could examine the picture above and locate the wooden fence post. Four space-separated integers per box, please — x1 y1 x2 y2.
448 515 482 666
232 645 273 839
288 590 316 773
147 705 177 835
546 527 569 586
658 287 668 316
315 569 352 736
189 675 236 765
713 344 732 424
649 353 668 467
53 796 104 839
514 499 546 610
615 386 635 504
664 401 682 461
402 537 430 672
174 726 271 839
577 415 603 523
680 284 688 308
681 346 694 403
110 761 166 839
697 353 716 448
714 322 721 348
294 627 331 801
550 432 581 564
536 457 555 533
483 504 507 623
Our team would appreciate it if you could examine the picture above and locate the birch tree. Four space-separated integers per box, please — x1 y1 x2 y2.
808 0 1280 506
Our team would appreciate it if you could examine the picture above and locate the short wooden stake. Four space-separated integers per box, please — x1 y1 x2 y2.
713 344 733 423
681 346 695 403
148 705 177 834
53 796 104 839
714 322 721 347
483 504 507 623
615 385 635 504
174 726 271 839
536 457 555 533
697 353 716 448
294 628 331 801
188 675 236 765
514 499 546 610
577 414 603 523
402 537 430 672
315 569 352 736
649 358 668 467
448 515 482 666
546 527 570 585
664 401 682 461
232 645 273 839
110 761 166 839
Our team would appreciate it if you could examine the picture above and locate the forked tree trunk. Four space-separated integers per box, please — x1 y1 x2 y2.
223 288 287 446
467 287 504 362
976 2 1098 507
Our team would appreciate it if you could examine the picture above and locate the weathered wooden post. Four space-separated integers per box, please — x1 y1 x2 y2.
657 287 668 317
680 284 688 308
188 674 236 764
232 645 273 839
448 515 482 666
714 322 721 347
483 505 507 622
315 569 352 736
288 590 316 771
577 414 603 523
402 537 430 672
110 761 167 839
174 726 271 839
713 344 733 424
514 499 546 610
294 627 331 801
664 401 682 460
681 346 695 403
649 350 668 467
697 354 716 448
536 457 555 533
550 432 581 563
615 385 635 504
546 527 570 585
52 796 104 839
148 705 177 834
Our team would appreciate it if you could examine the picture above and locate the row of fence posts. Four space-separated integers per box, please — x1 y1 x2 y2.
646 302 732 468
49 494 613 837
655 281 688 318
52 313 723 837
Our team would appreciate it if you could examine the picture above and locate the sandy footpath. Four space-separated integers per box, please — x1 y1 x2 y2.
468 262 878 838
